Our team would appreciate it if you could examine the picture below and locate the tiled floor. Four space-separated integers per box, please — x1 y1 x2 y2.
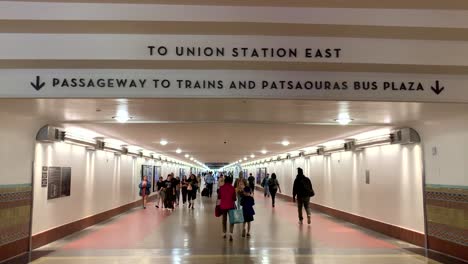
27 191 445 264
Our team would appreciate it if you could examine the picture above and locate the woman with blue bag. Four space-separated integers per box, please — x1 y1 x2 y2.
218 176 237 241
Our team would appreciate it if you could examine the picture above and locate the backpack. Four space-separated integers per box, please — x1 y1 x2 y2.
302 177 315 197
268 178 278 190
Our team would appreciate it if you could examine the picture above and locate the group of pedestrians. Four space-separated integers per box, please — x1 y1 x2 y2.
215 167 315 241
217 175 256 241
138 172 201 210
142 167 315 242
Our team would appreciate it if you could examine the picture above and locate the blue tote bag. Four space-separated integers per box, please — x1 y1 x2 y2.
228 208 244 224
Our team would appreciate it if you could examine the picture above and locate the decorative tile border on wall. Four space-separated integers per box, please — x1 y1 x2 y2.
425 184 468 261
0 184 32 261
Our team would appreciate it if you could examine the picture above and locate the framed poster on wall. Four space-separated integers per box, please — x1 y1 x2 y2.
260 168 267 186
47 166 72 200
179 168 186 178
141 165 154 187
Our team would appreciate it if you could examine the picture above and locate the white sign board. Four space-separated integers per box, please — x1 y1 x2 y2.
1 34 468 66
0 69 466 103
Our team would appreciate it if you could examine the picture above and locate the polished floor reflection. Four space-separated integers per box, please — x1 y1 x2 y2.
29 192 443 264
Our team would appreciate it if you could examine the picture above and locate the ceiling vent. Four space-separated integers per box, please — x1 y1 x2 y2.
316 147 325 155
36 125 63 142
390 128 421 145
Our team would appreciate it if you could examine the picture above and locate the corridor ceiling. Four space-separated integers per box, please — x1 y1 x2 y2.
2 98 468 164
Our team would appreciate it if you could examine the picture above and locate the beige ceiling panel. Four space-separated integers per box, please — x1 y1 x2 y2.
1 60 468 75
8 0 468 9
1 21 468 41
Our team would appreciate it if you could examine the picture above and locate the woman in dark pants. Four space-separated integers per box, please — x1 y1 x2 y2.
181 175 189 206
268 173 282 208
164 174 176 210
187 174 199 209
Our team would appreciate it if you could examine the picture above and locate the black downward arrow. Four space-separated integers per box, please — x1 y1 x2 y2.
431 80 445 95
31 76 45 91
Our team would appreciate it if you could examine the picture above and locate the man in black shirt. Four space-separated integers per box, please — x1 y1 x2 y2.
247 173 256 194
293 168 314 225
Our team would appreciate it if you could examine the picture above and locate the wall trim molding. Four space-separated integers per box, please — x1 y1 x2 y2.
427 235 468 261
31 195 155 249
0 237 29 263
255 186 425 247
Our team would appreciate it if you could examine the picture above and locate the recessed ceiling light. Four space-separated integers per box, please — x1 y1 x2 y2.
244 157 248 161
335 113 353 125
250 154 255 158
281 140 290 146
176 148 182 154
239 160 242 162
112 115 133 123
261 150 268 154
160 139 168 146
185 154 189 158
190 157 194 161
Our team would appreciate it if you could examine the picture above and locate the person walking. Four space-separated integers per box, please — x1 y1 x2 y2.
139 176 151 209
247 173 255 194
197 173 202 193
234 172 248 208
175 176 181 206
181 175 189 206
293 168 314 225
164 174 176 210
241 187 255 238
268 173 281 207
187 174 199 209
218 176 236 241
261 174 270 197
205 172 215 197
155 176 165 208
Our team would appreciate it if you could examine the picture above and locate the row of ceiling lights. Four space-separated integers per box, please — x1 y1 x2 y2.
112 111 353 170
159 139 208 169
232 139 290 164
113 113 354 126
111 113 208 169
225 115 354 169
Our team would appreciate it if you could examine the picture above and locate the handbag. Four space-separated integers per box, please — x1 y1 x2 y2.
228 208 244 224
214 199 222 217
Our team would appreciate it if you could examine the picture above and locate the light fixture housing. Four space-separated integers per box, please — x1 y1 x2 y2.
250 154 255 158
281 140 290 146
261 150 268 154
176 148 182 154
185 154 189 158
160 139 168 146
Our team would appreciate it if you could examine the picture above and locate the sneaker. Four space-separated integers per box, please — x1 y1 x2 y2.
246 233 251 237
229 235 233 242
307 216 311 225
155 205 159 208
143 206 146 209
272 204 275 208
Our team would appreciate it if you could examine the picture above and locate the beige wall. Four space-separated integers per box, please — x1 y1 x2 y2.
32 141 189 235
246 143 425 233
